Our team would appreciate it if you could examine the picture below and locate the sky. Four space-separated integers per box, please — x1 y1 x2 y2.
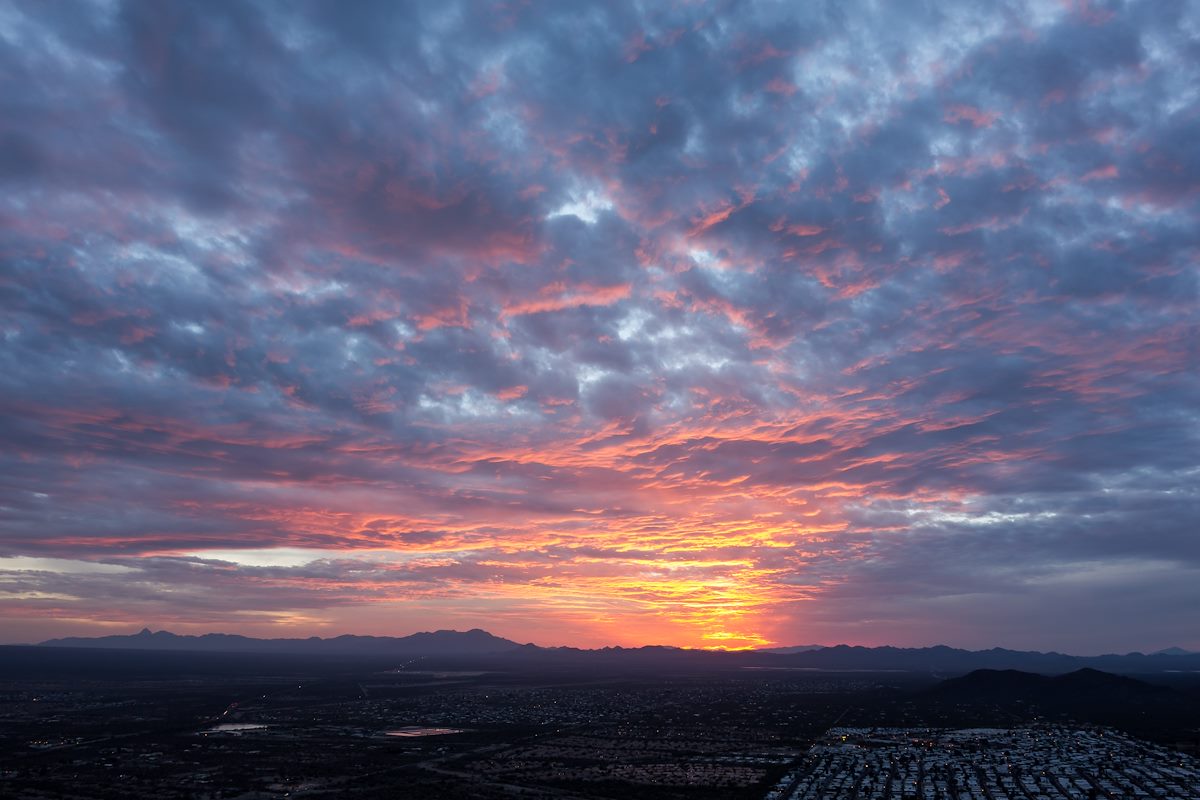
0 0 1197 654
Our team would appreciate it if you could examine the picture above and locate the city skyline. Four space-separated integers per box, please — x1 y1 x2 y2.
1 0 1198 653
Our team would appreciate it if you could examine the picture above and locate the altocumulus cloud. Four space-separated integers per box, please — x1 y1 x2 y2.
0 0 1197 651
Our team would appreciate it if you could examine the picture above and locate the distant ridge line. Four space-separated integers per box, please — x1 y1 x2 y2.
32 629 1200 674
39 627 525 657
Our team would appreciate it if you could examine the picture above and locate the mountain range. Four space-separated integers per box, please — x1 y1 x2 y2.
41 627 522 657
37 629 1200 675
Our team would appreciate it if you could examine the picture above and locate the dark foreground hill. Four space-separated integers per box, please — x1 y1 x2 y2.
928 667 1176 705
918 668 1200 733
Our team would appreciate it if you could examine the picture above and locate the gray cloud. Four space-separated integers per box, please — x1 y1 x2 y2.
0 0 1196 650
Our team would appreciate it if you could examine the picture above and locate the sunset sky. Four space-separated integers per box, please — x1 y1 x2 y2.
1 0 1197 653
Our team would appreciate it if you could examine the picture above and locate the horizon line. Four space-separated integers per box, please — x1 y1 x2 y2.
13 626 1197 658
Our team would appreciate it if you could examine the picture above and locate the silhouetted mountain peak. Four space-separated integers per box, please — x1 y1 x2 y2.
40 628 522 656
1155 646 1196 656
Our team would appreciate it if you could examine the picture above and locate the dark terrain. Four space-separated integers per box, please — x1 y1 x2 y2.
37 629 1200 674
2 637 1199 799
